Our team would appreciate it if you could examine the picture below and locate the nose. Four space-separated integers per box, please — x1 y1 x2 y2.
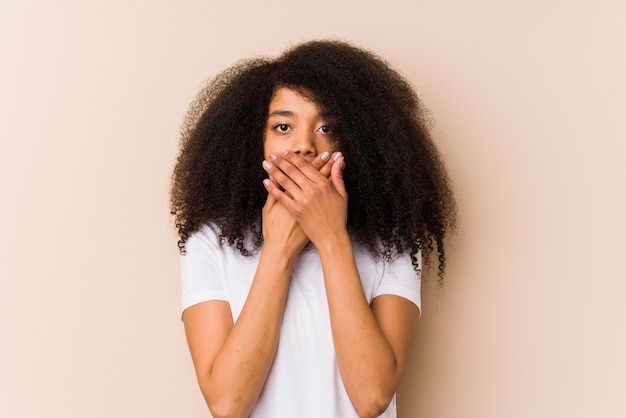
292 130 317 159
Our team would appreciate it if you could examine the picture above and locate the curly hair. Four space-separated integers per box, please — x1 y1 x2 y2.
170 40 456 278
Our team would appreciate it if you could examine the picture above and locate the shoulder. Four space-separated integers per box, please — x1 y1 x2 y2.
180 223 230 314
186 222 223 247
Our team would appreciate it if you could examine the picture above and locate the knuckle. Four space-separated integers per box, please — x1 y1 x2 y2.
283 164 298 177
294 202 305 216
295 158 308 169
315 182 330 194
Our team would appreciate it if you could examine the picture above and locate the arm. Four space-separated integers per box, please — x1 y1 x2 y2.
263 151 420 417
183 155 337 418
317 238 420 417
183 243 294 418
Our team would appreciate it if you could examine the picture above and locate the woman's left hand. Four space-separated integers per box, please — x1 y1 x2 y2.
262 150 348 248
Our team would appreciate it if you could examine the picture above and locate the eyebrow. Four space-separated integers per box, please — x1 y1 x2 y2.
268 110 294 117
267 110 336 118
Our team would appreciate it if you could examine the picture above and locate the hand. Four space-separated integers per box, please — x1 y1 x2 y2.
262 150 348 248
261 151 341 258
266 151 337 192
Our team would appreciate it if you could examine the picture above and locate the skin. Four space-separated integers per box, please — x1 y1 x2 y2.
183 88 420 418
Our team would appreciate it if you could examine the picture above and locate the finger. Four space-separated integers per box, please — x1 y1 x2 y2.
262 178 296 212
310 151 331 171
267 175 284 192
319 151 340 178
265 190 277 205
263 188 278 211
330 153 348 198
278 150 326 183
262 157 302 198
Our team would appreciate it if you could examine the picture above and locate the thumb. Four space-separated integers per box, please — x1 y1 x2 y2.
264 187 277 208
330 155 347 197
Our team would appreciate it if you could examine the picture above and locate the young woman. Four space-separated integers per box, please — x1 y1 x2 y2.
170 40 456 418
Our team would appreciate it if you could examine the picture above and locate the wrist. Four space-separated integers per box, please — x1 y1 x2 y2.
260 242 299 271
315 230 352 259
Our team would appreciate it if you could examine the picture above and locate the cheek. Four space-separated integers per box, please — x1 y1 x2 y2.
262 136 274 159
318 138 338 154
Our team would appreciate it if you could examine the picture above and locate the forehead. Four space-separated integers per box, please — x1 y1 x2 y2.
269 87 317 107
267 87 337 120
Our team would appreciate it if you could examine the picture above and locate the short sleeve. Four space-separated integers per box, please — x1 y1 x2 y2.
180 224 228 314
374 251 422 315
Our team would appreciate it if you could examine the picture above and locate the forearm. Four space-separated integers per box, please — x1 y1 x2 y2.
318 234 401 417
201 248 294 417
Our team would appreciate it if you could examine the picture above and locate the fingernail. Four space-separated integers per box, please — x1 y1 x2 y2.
281 149 289 156
262 160 272 170
333 152 343 161
269 153 277 161
320 151 330 161
263 179 271 187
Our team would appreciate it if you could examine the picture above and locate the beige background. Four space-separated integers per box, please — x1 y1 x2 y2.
1 1 624 417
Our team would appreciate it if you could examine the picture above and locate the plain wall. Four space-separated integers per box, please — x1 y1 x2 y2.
1 1 624 417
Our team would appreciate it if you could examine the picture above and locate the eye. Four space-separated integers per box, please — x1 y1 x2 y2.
274 123 291 133
317 124 332 134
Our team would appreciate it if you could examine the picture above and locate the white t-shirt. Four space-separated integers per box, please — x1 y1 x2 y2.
181 223 421 418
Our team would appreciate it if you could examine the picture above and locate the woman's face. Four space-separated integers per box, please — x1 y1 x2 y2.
263 87 337 161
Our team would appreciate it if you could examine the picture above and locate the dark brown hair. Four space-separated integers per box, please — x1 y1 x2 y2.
171 40 456 277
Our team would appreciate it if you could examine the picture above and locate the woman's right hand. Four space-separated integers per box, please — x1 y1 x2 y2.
262 193 308 260
261 151 340 260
